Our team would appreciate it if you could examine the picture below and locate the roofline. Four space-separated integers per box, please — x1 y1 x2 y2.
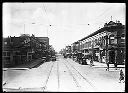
79 27 105 41
79 24 125 41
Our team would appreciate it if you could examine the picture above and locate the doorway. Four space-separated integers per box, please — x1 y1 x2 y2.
109 50 115 64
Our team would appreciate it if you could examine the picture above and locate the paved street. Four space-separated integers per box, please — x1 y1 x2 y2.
3 55 125 92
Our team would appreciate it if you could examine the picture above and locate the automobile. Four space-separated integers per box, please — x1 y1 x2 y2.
81 55 88 65
76 52 83 64
42 57 46 62
51 56 56 61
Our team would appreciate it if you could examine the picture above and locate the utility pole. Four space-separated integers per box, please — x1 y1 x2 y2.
24 24 25 34
47 26 48 37
111 16 113 21
105 32 109 71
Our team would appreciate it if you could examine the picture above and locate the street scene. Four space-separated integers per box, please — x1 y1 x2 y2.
2 55 125 92
2 3 125 92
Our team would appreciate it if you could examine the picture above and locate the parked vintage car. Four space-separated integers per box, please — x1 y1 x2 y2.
42 57 46 62
81 55 88 65
51 56 56 61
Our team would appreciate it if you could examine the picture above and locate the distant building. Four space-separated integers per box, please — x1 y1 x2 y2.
66 46 71 54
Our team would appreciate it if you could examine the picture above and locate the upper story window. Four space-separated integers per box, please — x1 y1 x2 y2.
3 52 6 56
7 52 10 56
121 37 125 39
109 35 117 44
4 42 7 45
121 34 125 39
110 36 114 39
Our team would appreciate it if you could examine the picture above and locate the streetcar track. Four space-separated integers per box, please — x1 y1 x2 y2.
62 59 81 88
3 57 99 92
57 61 60 90
42 62 55 92
64 58 99 92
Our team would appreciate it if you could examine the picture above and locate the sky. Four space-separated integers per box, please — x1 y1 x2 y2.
3 3 126 52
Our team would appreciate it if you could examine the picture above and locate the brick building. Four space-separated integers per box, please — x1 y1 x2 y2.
68 21 125 66
2 35 49 68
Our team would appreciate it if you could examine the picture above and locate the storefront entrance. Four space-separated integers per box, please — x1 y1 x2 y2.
108 50 115 64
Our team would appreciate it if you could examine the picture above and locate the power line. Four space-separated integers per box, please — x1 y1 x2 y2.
90 6 114 24
42 3 51 26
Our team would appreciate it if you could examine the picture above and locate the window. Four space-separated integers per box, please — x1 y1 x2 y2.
109 35 117 44
110 38 117 44
121 37 125 39
121 34 125 39
4 57 10 60
110 37 114 39
3 52 6 56
103 39 105 46
7 52 10 56
4 42 7 45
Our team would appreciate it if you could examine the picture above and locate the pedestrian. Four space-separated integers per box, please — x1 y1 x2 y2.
119 69 125 83
90 55 93 67
90 59 93 67
106 55 109 71
114 62 117 70
106 62 109 71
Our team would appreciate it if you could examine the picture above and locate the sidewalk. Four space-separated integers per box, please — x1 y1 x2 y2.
3 58 45 70
86 59 125 67
68 58 125 92
86 59 125 75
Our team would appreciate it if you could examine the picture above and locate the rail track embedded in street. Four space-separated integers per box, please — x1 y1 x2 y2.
42 62 55 92
57 61 60 90
63 58 100 92
62 60 81 88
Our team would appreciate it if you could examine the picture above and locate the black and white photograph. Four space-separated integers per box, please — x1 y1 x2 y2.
2 2 125 92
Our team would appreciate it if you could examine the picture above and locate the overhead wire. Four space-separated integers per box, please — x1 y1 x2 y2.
42 3 91 28
41 3 117 39
91 6 115 24
42 3 51 26
42 4 118 27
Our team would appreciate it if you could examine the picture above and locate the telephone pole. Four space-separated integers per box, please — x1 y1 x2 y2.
111 16 113 21
24 24 25 34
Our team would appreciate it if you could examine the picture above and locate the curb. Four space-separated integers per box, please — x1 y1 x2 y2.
29 60 44 69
